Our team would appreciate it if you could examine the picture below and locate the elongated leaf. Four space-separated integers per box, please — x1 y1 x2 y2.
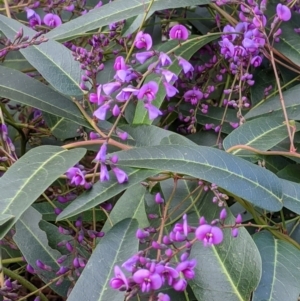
281 178 300 214
66 218 138 301
274 14 300 67
0 15 85 95
189 192 262 301
114 145 283 211
277 165 300 182
57 168 159 220
0 145 86 239
223 117 298 156
0 66 90 128
133 34 221 124
14 207 70 296
46 0 210 41
102 184 148 233
2 51 32 71
253 231 300 301
43 112 81 140
245 84 300 120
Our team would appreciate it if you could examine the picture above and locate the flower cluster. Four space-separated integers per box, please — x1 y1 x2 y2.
110 202 241 299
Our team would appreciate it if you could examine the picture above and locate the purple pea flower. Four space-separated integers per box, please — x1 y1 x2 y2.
93 103 110 120
177 56 194 74
95 143 107 163
144 103 163 120
89 85 108 105
114 56 127 70
110 266 129 290
113 167 128 183
122 255 139 272
65 167 86 186
116 86 138 102
164 82 178 97
195 224 223 246
43 13 62 28
276 3 291 21
134 31 153 50
103 82 122 95
158 293 171 301
159 52 172 66
176 259 196 279
133 269 163 292
162 70 178 83
155 192 164 204
136 51 155 64
137 81 159 102
25 8 41 27
100 163 109 182
169 24 189 40
183 89 203 105
172 278 187 291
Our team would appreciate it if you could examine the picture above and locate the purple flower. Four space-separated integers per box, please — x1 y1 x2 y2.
25 8 41 27
112 104 120 116
95 143 107 163
155 192 164 204
103 82 122 95
159 52 172 66
43 13 62 28
36 260 52 271
134 31 152 50
144 103 163 120
122 255 139 272
100 163 109 182
114 56 127 70
223 24 236 41
133 269 163 292
169 24 189 40
164 82 178 97
113 167 128 183
137 81 159 102
157 293 171 301
136 229 150 240
110 266 129 290
65 167 86 186
136 51 155 64
219 38 234 58
93 104 110 120
235 214 242 224
231 228 239 237
276 4 291 21
176 259 196 279
219 208 227 220
195 224 223 246
162 70 178 83
251 55 262 67
183 89 203 105
172 278 187 291
177 56 194 74
116 86 138 102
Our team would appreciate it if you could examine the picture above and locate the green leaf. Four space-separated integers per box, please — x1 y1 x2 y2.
13 206 70 296
114 145 283 211
0 214 14 226
250 68 276 107
2 51 33 71
223 117 298 156
277 164 300 182
46 0 210 41
160 178 200 221
0 66 90 128
189 192 262 301
0 145 86 239
274 13 300 67
245 84 300 120
43 112 81 140
0 15 85 96
66 218 138 301
57 168 159 220
102 184 149 233
280 178 300 214
133 34 221 124
33 201 105 221
253 231 300 301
